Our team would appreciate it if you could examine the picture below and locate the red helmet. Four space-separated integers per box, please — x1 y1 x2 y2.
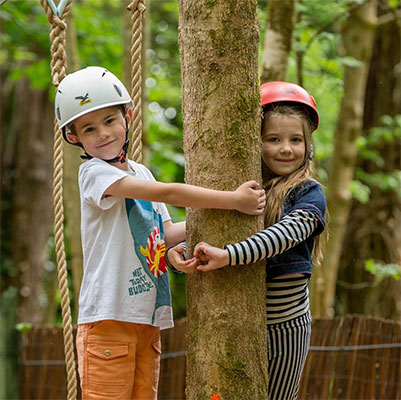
260 81 319 131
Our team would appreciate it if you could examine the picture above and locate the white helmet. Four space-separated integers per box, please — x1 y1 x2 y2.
55 66 132 133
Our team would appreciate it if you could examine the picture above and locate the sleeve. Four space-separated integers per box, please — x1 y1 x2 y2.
287 181 326 235
225 210 319 266
79 159 128 210
159 202 171 223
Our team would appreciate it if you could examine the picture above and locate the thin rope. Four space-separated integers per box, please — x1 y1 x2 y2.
39 1 77 399
127 0 146 163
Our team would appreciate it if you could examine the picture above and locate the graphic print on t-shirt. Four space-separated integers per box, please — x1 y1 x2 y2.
140 226 168 277
125 198 172 322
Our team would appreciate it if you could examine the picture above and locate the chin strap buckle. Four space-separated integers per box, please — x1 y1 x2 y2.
119 149 127 164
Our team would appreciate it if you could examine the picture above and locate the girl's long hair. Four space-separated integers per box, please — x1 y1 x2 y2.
262 105 325 264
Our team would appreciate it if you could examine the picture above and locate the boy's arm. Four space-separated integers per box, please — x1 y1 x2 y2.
104 176 265 215
163 220 186 248
166 243 199 273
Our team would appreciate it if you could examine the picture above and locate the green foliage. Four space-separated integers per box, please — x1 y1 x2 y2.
354 115 401 199
15 322 32 333
365 258 401 283
73 0 123 73
0 2 52 90
350 180 370 204
356 170 401 197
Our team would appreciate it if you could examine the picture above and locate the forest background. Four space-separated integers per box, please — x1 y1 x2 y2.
0 0 400 389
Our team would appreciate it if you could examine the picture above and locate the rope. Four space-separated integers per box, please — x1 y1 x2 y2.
127 0 146 163
39 1 77 399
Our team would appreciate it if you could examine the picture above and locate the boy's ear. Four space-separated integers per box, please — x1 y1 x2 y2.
66 132 81 144
125 107 133 125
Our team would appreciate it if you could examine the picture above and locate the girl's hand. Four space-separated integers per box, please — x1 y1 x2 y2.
234 181 266 216
167 245 198 273
194 242 230 272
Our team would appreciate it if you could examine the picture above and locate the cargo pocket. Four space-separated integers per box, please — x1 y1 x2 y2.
87 341 129 389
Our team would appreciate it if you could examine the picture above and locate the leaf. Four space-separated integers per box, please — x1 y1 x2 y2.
16 322 32 333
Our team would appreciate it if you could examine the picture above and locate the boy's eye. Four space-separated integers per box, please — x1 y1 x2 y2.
84 127 94 134
106 118 115 124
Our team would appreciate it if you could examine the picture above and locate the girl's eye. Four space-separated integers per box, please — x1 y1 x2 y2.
266 137 278 143
292 137 304 143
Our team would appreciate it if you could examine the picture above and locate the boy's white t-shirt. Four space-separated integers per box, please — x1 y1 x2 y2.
77 158 173 329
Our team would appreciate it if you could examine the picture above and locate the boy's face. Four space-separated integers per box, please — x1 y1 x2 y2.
67 106 131 161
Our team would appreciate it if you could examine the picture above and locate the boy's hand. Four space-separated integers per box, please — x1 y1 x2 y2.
167 245 198 273
194 242 230 272
234 181 266 215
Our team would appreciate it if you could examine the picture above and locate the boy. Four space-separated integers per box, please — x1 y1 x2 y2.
55 66 265 399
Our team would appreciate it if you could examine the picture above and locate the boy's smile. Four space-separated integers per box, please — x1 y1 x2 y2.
261 114 306 176
68 106 130 165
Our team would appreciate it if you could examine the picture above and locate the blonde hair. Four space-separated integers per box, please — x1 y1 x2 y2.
262 105 324 263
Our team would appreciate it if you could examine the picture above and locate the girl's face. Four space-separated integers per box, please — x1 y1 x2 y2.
261 114 306 176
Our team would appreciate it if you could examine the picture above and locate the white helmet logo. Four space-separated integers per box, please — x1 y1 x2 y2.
75 93 91 106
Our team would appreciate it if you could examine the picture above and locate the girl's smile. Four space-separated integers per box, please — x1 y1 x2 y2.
261 114 306 176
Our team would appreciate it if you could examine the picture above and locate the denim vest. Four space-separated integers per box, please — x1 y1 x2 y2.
266 180 326 281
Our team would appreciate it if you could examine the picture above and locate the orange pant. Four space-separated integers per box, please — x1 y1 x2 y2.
76 320 161 400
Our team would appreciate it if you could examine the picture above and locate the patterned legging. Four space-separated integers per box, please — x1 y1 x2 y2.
266 276 311 400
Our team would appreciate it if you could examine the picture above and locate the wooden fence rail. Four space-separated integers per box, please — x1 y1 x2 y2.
18 315 400 399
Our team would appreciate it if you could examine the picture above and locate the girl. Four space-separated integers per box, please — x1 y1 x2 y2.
168 81 327 400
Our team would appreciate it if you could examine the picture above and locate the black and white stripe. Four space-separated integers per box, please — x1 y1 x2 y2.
266 276 310 324
267 311 311 400
225 210 318 266
266 276 311 400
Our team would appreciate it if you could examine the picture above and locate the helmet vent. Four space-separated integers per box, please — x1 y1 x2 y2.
56 107 61 120
285 90 296 95
113 84 122 97
102 70 108 77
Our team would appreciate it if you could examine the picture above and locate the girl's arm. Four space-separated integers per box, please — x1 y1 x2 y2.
194 210 319 271
104 176 266 215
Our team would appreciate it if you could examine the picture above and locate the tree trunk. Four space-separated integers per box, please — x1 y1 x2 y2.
260 0 295 83
338 0 401 320
178 1 268 399
312 0 377 317
9 78 54 323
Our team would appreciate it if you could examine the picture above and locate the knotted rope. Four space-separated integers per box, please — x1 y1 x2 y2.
127 0 146 163
40 0 77 399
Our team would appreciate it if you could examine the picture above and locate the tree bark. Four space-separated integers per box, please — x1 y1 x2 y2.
313 0 378 317
338 0 401 320
178 1 268 399
9 78 54 323
260 0 295 83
